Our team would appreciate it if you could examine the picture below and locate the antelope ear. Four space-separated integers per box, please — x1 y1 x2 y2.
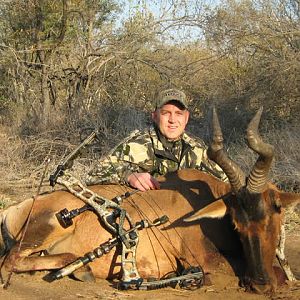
184 199 228 222
279 192 300 208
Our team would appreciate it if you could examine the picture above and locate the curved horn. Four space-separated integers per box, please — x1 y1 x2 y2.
246 107 274 193
208 107 246 193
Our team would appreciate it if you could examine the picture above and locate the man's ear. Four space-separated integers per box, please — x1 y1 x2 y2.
152 110 160 123
184 199 227 222
151 111 155 121
184 110 190 125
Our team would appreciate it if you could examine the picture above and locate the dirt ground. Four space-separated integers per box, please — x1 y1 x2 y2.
0 192 299 300
0 246 299 300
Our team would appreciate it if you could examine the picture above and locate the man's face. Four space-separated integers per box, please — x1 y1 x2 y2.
152 102 190 141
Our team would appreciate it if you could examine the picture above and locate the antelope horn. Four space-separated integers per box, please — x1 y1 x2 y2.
208 107 246 193
246 107 274 193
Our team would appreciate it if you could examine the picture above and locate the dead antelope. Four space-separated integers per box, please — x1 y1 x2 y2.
0 108 299 294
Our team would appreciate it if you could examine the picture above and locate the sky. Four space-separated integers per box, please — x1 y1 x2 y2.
118 0 221 43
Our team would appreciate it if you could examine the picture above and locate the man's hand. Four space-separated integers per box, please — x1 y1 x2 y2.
127 172 160 192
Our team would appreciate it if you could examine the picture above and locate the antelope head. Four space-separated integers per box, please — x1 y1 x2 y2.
186 108 300 294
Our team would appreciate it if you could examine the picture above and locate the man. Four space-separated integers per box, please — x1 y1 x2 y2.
85 88 227 191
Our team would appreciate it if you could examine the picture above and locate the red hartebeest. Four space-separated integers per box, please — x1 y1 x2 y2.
0 108 299 294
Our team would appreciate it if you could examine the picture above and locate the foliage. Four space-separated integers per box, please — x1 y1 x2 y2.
0 0 299 191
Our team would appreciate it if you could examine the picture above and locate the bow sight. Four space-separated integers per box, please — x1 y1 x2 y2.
56 204 94 228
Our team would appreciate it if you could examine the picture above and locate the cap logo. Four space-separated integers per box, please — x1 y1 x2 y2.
164 91 181 98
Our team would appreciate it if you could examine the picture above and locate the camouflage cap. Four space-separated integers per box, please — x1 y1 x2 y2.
156 88 188 109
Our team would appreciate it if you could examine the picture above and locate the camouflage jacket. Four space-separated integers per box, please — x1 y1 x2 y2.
84 127 227 186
